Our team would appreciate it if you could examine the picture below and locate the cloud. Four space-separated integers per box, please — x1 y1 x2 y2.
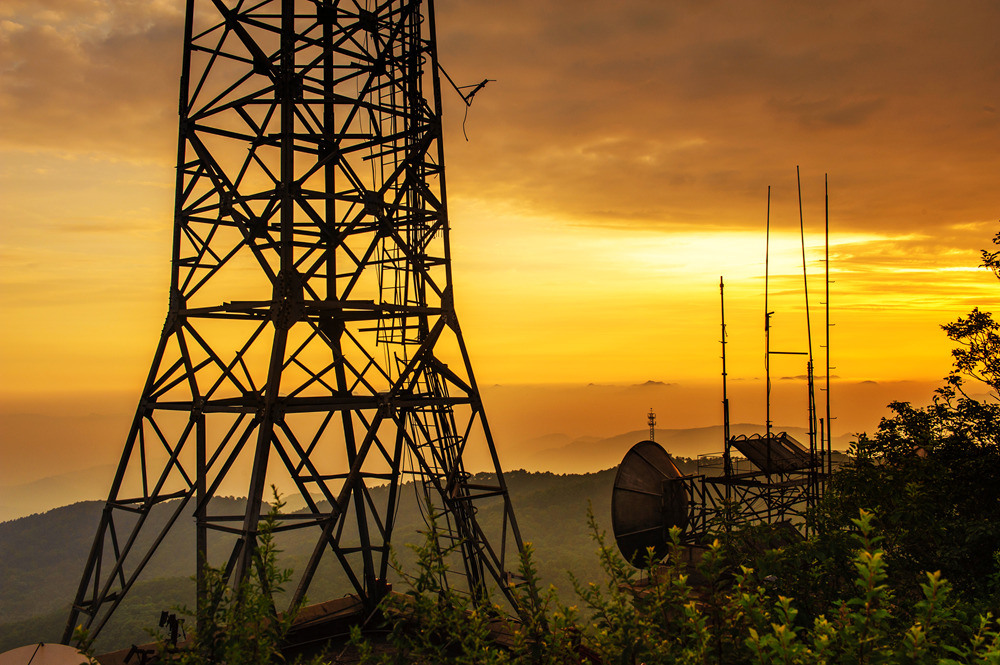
435 0 1000 234
1 0 997 239
767 97 886 129
0 0 182 160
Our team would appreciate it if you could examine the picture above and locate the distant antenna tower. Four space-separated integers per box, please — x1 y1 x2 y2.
648 408 656 441
65 0 524 643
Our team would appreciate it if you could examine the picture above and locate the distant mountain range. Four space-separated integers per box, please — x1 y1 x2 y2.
520 423 854 474
0 425 854 523
0 464 115 523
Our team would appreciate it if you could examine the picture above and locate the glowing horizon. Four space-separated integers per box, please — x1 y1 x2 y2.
1 1 998 490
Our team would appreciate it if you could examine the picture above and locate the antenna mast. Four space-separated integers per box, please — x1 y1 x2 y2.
720 276 731 499
764 186 772 441
797 166 818 516
825 173 833 479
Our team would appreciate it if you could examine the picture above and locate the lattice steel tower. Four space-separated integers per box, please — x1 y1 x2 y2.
65 0 524 642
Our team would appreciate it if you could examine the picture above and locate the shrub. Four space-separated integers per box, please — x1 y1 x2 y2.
354 507 1000 665
157 488 303 665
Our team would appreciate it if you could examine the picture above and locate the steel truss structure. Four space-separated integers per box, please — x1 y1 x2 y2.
65 0 524 642
679 434 827 544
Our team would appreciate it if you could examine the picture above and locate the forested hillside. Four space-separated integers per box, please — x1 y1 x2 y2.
0 463 694 652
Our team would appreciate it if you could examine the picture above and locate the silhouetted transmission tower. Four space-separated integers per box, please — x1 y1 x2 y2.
65 0 525 642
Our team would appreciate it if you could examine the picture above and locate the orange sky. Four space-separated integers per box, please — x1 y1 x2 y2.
1 1 998 487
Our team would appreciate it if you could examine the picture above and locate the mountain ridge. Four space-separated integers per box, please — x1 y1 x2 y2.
0 424 855 522
525 423 853 474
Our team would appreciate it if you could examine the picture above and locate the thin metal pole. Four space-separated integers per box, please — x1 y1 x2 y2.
797 167 816 451
764 186 772 441
721 276 731 501
825 174 833 479
764 186 773 490
807 359 815 520
819 417 825 498
798 167 821 526
195 411 206 633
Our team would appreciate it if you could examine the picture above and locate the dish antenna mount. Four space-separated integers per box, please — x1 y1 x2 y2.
611 441 690 565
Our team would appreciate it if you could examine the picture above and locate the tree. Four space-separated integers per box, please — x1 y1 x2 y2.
940 235 999 399
816 226 1000 608
941 229 1000 397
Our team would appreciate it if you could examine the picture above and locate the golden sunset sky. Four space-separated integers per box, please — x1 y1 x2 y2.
1 0 998 488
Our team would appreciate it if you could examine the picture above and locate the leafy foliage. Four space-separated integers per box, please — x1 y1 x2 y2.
813 227 1000 609
350 503 514 665
158 488 303 665
941 230 1000 396
945 227 1000 395
943 308 1000 397
354 508 1000 664
817 391 1000 606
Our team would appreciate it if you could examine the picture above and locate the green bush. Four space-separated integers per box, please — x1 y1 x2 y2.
355 508 1000 665
156 489 304 665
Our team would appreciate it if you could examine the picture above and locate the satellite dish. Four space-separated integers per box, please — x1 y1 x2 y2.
0 643 93 665
611 440 690 566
